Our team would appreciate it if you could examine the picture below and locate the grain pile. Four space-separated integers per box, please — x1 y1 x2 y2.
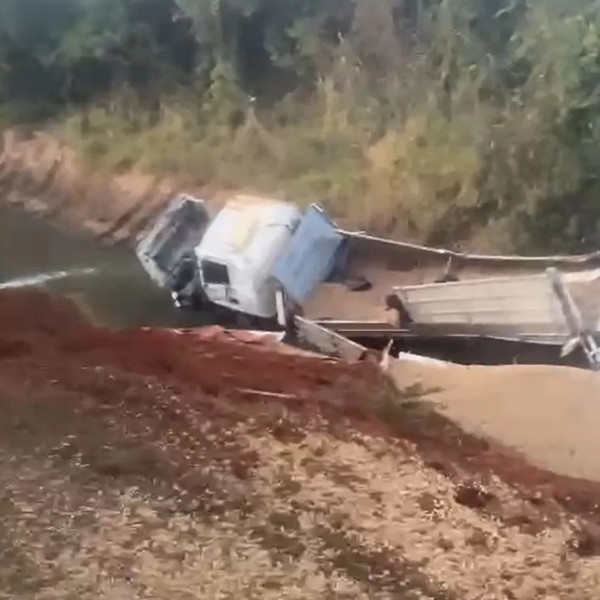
389 360 600 480
2 289 600 599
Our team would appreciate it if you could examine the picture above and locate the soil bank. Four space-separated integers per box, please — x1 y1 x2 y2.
2 288 600 599
0 129 203 244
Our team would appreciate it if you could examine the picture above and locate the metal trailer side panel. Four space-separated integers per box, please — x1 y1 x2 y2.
337 229 600 268
396 274 571 338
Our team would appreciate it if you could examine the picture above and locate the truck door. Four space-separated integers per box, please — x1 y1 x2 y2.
272 205 344 304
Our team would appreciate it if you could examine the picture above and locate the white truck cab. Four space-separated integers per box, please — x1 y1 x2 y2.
195 195 302 319
135 193 345 326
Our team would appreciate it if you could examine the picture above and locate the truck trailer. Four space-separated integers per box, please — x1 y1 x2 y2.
136 193 600 368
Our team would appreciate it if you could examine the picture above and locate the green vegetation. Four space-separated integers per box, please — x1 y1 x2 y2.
2 0 600 251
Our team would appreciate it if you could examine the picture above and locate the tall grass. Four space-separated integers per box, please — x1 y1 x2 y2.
59 67 492 247
57 0 600 255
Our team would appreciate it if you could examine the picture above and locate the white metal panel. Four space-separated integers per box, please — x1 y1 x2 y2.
294 317 366 361
397 274 569 334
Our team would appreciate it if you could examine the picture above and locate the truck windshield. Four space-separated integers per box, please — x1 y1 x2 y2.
202 260 230 285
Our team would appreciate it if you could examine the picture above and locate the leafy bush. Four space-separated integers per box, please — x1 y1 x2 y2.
4 0 600 252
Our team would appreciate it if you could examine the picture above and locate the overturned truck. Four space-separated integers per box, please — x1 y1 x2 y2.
136 194 600 369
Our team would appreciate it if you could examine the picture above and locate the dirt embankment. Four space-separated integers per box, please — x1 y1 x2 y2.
0 130 196 243
2 288 600 599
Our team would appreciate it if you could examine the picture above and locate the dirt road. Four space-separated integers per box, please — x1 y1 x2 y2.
2 289 600 599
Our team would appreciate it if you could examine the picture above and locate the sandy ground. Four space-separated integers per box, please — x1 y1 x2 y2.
389 360 600 481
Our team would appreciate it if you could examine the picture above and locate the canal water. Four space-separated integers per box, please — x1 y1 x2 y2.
0 205 212 329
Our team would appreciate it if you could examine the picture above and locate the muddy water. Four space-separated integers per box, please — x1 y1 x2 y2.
0 206 213 329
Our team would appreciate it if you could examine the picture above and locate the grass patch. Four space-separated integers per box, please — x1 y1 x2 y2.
57 84 487 244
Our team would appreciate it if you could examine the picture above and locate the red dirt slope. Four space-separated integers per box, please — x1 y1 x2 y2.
3 289 600 598
2 288 600 528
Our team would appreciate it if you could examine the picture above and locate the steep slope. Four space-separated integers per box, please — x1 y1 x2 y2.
1 289 600 599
